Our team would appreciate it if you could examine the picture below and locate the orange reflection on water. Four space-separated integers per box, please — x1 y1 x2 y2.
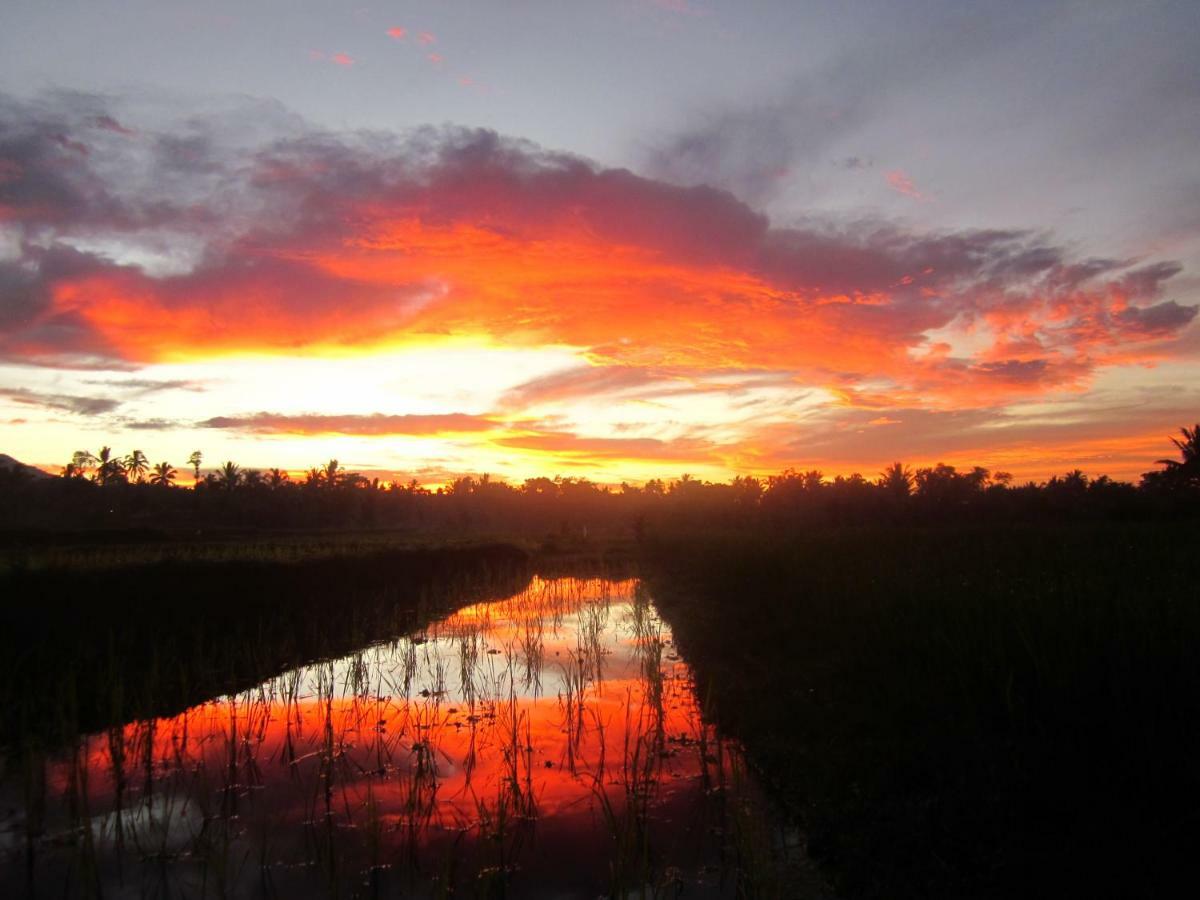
16 577 751 898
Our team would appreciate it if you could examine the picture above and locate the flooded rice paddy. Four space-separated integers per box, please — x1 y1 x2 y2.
1 577 796 898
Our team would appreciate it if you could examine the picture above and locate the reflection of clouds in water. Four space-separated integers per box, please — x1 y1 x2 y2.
8 577 762 899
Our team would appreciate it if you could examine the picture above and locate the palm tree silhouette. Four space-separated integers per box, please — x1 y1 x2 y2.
322 459 341 488
879 462 913 497
1156 423 1200 487
218 461 241 490
266 468 290 490
188 450 203 484
149 462 177 486
95 446 124 485
124 449 149 483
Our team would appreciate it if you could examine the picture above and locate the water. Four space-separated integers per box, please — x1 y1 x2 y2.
1 576 790 898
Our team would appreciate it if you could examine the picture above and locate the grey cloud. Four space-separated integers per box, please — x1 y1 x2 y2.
199 412 498 436
122 417 183 430
639 5 1050 205
0 386 120 415
83 377 208 395
1117 301 1198 336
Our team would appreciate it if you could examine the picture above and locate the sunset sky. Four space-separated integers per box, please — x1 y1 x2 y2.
2 0 1198 484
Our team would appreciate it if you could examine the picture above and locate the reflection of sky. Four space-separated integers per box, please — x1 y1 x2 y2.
8 578 743 896
1 1 1198 481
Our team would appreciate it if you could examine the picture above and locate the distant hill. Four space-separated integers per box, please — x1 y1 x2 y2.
0 454 53 480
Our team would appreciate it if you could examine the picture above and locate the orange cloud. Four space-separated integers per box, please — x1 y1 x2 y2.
1 95 1196 483
495 430 716 465
7 124 1192 405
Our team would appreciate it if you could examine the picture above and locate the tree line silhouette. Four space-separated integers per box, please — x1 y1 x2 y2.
1 425 1197 535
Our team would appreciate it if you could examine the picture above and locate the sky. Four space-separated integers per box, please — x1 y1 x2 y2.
1 0 1198 484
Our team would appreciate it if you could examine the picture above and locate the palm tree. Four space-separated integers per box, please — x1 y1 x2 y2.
124 449 149 483
242 469 263 489
1169 424 1200 461
218 461 241 490
1155 423 1200 488
322 459 341 488
879 462 912 497
188 450 203 484
266 468 290 490
149 462 177 486
95 446 124 485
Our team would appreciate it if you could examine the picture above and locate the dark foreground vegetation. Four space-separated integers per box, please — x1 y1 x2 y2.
648 522 1200 899
2 424 1198 541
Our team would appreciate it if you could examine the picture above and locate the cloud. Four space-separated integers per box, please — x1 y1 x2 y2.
736 383 1200 481
386 26 406 40
0 90 1193 416
502 364 797 410
1116 301 1197 337
331 53 355 67
503 366 672 409
417 32 436 46
83 377 207 395
0 386 120 415
123 417 182 430
495 430 716 464
638 8 1053 206
885 169 930 202
200 412 499 436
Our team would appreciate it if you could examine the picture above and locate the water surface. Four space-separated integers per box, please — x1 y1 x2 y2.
1 577 788 898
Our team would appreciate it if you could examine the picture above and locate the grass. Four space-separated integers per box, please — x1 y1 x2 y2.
646 520 1200 899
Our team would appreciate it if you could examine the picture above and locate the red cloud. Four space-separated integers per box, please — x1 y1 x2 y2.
418 31 436 45
386 26 406 40
331 53 355 67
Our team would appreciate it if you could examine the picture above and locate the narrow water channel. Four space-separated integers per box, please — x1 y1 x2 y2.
1 577 800 898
